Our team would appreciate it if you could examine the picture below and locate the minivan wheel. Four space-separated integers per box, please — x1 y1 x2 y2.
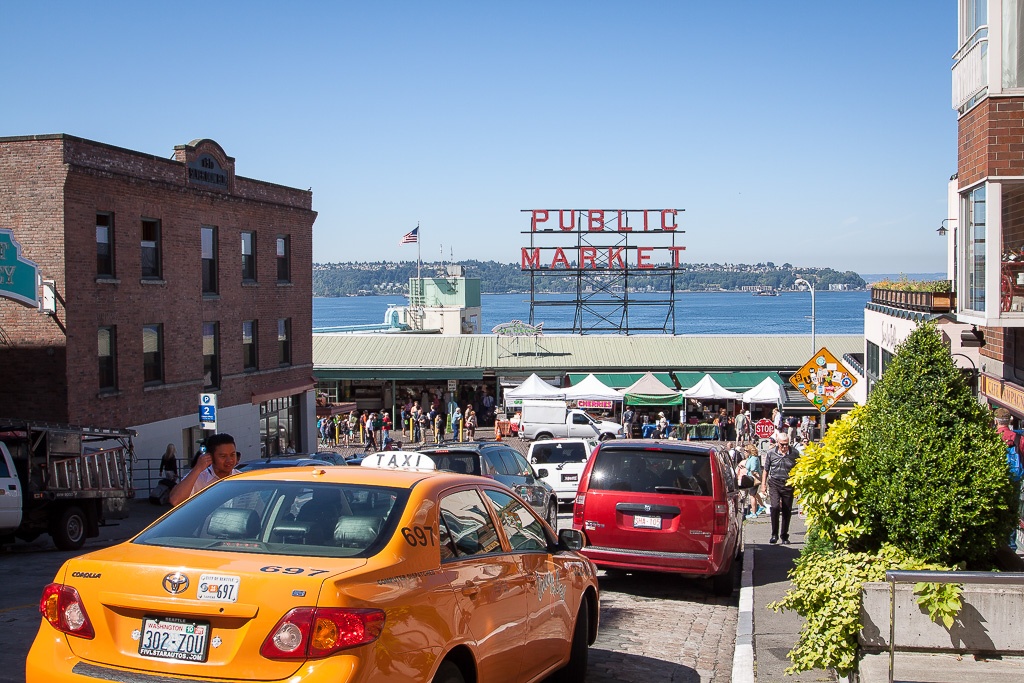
711 560 738 597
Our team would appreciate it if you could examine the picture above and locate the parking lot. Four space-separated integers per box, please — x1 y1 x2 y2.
1 460 738 683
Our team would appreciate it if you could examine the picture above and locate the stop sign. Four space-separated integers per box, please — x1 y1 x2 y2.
754 419 775 439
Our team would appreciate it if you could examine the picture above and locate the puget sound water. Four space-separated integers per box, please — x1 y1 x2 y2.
314 290 870 335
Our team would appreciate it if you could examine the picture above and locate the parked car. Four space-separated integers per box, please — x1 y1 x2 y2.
236 457 337 471
27 465 599 683
416 442 560 527
518 400 623 442
571 439 752 595
527 438 598 505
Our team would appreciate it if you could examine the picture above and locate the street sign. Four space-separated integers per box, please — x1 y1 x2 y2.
790 347 857 414
447 379 458 392
199 393 217 430
754 419 775 440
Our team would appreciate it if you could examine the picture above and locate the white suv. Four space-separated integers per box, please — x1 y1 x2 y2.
526 438 598 504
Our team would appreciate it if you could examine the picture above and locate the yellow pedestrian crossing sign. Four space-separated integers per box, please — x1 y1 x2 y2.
790 347 856 413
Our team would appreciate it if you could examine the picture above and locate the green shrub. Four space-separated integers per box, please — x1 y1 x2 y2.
855 322 1018 565
770 544 956 676
791 405 866 547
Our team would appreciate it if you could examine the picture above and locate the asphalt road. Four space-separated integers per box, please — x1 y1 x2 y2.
0 499 737 683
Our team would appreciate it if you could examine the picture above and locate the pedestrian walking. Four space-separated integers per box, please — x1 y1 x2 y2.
735 410 748 443
761 433 800 544
622 406 635 439
465 408 477 440
738 444 766 518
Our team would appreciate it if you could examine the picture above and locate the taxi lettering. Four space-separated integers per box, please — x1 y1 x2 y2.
401 526 435 547
535 571 566 601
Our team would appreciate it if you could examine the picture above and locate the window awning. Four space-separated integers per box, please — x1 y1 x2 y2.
251 377 316 405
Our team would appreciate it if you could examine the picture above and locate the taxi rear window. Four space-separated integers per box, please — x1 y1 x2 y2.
588 448 713 496
134 480 408 558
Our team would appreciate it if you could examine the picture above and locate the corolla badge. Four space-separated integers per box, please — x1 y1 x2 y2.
163 572 190 595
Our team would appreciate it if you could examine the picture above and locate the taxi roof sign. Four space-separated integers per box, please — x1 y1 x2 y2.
789 347 857 413
361 452 437 471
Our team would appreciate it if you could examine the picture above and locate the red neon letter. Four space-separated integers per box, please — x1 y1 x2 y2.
521 248 541 269
551 248 570 269
580 247 597 268
661 209 678 230
617 210 631 231
643 210 650 232
531 210 549 231
588 210 605 231
607 247 625 268
668 246 687 267
637 247 653 269
559 210 575 231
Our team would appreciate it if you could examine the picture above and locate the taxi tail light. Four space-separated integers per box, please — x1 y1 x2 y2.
261 607 385 659
573 493 586 525
39 583 95 639
713 502 729 535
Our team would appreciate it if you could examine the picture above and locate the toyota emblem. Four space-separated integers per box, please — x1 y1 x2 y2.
162 572 189 595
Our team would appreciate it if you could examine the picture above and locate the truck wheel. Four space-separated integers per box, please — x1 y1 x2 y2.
536 432 553 441
52 506 87 551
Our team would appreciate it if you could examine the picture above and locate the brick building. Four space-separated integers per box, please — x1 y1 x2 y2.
0 134 317 474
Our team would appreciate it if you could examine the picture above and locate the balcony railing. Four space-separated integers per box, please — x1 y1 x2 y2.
952 32 988 111
870 286 955 313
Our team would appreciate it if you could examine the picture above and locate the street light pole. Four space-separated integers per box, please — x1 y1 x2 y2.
794 277 816 354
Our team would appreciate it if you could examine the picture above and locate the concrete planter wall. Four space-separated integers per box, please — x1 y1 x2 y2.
859 581 1024 654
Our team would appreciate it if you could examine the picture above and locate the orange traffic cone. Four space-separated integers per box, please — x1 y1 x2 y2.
495 427 502 441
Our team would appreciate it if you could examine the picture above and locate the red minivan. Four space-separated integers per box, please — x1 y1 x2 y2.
571 440 749 595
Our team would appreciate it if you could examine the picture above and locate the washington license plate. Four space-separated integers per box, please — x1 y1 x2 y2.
138 616 210 662
633 515 661 529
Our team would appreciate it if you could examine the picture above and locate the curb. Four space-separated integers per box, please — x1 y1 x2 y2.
732 543 755 683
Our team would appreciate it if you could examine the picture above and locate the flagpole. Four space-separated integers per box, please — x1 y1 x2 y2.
416 222 421 282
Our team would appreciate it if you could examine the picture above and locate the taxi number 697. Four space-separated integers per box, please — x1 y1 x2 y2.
260 566 329 576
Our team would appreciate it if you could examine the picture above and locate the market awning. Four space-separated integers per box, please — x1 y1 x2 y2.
567 373 676 389
673 371 782 392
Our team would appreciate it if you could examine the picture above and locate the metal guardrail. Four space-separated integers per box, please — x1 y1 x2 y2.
883 569 1024 683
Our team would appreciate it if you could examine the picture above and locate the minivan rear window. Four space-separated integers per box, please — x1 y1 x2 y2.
532 442 587 464
588 449 713 495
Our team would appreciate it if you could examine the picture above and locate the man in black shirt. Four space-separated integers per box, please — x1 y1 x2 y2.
760 433 800 544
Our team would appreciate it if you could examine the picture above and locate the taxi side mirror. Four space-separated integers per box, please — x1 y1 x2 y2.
536 468 549 479
557 528 585 551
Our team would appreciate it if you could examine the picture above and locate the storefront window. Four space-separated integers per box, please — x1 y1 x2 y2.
1001 184 1024 312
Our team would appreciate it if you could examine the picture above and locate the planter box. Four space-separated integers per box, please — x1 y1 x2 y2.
870 286 955 313
860 581 1024 654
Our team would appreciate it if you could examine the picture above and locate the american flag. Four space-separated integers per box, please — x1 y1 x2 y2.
399 227 419 245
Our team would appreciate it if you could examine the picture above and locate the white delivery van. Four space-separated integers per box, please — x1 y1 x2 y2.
519 399 622 441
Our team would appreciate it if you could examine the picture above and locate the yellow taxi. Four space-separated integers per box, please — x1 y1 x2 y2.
27 458 599 683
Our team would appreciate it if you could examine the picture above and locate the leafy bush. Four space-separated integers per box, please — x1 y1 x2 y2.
770 544 955 676
790 405 866 546
856 323 1018 565
870 276 952 293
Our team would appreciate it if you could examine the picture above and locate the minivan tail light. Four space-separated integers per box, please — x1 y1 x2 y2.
573 493 586 525
713 503 728 535
261 607 385 659
40 583 95 639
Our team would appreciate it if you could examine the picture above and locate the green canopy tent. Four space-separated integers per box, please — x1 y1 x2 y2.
623 372 683 406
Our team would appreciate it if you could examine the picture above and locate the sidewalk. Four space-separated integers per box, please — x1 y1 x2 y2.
742 510 837 682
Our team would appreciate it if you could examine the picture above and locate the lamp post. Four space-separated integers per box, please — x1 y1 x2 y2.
938 219 957 291
793 277 815 354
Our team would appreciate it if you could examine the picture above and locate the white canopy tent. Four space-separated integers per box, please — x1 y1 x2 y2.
503 373 566 400
681 373 742 400
742 376 783 404
563 374 624 402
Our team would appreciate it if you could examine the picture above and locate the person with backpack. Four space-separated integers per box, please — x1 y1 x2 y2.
994 407 1024 550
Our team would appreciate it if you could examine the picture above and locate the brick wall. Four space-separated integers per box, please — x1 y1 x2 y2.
0 134 316 428
981 326 1006 364
958 97 1024 188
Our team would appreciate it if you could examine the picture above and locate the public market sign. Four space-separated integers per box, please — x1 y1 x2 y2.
789 347 856 413
0 229 40 307
520 209 686 270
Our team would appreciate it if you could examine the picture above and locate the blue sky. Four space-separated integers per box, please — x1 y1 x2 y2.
1 2 957 274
